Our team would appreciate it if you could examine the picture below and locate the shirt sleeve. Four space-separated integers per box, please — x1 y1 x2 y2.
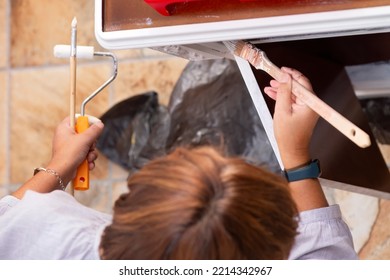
0 190 112 259
0 195 20 216
288 204 358 260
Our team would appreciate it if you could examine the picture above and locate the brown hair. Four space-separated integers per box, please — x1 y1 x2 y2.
100 146 298 259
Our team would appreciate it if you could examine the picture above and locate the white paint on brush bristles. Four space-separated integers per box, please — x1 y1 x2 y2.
225 41 266 71
71 17 77 57
72 17 77 28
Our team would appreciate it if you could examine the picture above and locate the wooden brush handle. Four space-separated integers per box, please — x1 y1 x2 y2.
261 58 371 148
291 80 371 148
70 57 76 129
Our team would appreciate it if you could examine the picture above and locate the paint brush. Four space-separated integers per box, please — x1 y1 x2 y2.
69 17 77 195
70 17 77 131
224 40 371 148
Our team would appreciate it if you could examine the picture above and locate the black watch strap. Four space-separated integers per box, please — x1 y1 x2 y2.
284 159 321 182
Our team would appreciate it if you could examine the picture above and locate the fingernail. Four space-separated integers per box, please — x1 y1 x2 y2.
94 121 104 128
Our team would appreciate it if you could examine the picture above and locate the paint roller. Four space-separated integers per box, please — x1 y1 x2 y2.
53 44 118 191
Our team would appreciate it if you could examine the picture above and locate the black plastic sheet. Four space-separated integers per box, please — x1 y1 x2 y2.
96 91 170 172
97 59 280 174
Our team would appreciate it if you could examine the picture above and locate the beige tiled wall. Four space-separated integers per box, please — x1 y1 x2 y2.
0 0 188 204
0 0 7 191
11 0 97 67
0 0 6 69
115 60 189 106
0 73 6 188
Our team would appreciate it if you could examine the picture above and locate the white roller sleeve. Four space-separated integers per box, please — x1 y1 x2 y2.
75 114 101 125
53 44 95 59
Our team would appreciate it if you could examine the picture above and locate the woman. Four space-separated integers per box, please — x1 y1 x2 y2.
0 68 357 259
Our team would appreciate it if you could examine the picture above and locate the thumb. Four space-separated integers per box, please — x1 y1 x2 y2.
275 73 292 115
80 121 104 145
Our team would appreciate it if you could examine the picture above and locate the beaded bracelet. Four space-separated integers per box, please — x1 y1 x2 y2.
33 167 66 191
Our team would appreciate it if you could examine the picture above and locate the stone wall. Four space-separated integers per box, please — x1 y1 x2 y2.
0 0 188 213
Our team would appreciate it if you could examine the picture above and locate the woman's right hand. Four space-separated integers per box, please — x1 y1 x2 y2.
11 117 105 199
264 67 319 169
47 117 104 185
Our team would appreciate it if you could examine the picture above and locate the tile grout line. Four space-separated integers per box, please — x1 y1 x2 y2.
4 0 11 189
357 199 381 257
6 50 180 73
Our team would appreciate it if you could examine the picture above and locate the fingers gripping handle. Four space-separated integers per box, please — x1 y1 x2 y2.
73 116 90 191
265 64 371 148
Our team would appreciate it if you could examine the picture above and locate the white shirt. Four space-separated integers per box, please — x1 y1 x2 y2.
0 190 357 259
0 191 111 259
288 205 358 259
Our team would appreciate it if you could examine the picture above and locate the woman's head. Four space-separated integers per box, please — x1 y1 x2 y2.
100 146 298 259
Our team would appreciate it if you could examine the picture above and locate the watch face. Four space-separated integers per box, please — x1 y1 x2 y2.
284 159 321 182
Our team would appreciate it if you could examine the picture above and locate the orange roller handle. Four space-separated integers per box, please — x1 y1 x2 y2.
73 116 90 191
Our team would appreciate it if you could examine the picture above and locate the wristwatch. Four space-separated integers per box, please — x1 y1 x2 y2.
284 159 321 182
